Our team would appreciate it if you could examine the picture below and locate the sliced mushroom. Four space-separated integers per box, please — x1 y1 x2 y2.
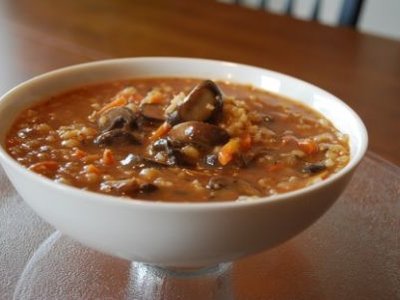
100 178 140 194
94 129 141 146
100 178 157 195
140 103 166 121
166 111 181 126
120 153 143 166
206 176 261 196
166 80 223 125
152 138 173 153
168 121 229 148
143 156 177 167
145 138 193 166
120 152 173 168
97 107 138 132
302 162 326 174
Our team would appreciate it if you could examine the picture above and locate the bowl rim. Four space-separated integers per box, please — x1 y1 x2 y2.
0 56 368 210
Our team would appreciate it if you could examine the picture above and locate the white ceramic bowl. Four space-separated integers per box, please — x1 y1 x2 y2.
0 57 367 268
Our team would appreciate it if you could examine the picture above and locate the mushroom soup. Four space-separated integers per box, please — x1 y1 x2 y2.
6 78 350 202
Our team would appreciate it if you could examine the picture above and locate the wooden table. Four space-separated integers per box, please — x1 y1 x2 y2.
0 1 399 299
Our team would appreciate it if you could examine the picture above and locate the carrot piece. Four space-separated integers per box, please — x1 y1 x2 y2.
320 170 329 179
72 148 87 159
218 138 241 166
218 135 252 166
298 139 319 155
149 121 171 141
86 164 101 174
97 98 127 115
29 161 59 173
102 148 115 165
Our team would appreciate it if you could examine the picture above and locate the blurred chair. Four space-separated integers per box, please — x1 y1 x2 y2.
217 0 364 27
218 0 400 40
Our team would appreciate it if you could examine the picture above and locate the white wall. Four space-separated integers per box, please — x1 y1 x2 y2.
358 0 400 40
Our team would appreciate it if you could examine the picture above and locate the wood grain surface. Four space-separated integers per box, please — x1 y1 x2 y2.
0 0 399 164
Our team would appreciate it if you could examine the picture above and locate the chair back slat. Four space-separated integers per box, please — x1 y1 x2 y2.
218 0 365 27
263 0 290 14
291 0 319 21
317 0 345 26
339 0 364 26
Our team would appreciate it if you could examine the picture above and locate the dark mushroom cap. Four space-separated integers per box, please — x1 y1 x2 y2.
302 162 326 174
167 80 223 125
94 129 141 146
97 107 137 132
100 178 157 196
167 121 230 148
149 138 194 166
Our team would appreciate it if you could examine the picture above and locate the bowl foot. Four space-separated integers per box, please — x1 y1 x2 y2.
129 262 233 300
13 231 234 300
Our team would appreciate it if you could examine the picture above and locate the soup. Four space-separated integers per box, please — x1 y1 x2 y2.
6 78 349 202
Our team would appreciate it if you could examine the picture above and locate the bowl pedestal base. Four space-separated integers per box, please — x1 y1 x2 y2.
129 262 233 300
13 231 234 300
